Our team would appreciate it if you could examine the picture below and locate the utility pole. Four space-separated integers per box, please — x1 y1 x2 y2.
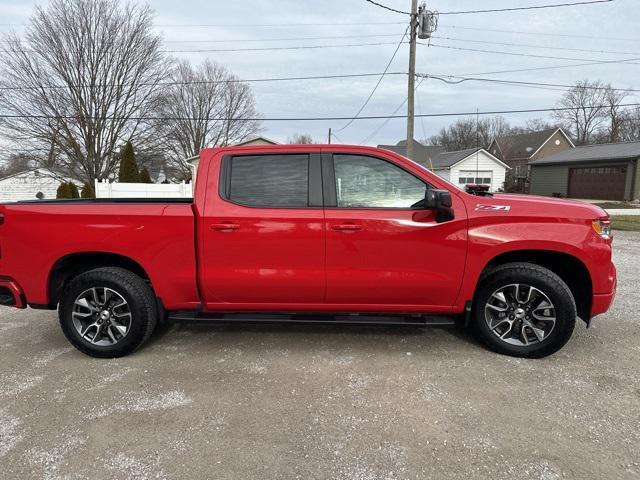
328 127 332 144
406 0 418 162
407 3 437 160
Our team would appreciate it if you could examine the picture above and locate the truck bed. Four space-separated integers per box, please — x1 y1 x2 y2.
0 200 200 310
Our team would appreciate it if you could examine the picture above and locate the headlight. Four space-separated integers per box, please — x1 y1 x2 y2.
592 218 612 239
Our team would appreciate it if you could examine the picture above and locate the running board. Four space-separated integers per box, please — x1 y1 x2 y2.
166 311 457 327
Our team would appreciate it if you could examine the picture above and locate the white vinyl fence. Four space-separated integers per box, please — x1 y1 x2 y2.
94 180 192 199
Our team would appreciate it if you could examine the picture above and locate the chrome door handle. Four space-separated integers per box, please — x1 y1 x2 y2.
331 224 363 231
209 223 240 231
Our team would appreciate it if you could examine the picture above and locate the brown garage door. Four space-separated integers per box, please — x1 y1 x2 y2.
568 165 626 200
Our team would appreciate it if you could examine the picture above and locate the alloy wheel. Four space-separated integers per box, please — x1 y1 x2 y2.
71 287 132 346
484 283 556 347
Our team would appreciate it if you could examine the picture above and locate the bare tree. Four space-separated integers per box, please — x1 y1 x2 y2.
288 133 315 144
509 118 558 135
0 153 33 178
0 0 169 184
426 118 474 150
426 115 511 150
602 87 629 143
151 60 261 179
619 106 640 142
553 80 610 145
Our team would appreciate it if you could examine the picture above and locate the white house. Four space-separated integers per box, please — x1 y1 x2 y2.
0 169 70 203
430 148 511 192
378 140 510 192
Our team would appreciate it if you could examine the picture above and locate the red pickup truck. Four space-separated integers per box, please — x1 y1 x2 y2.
0 145 616 358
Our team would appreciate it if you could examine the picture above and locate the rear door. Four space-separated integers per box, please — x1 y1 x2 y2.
322 152 467 310
200 150 326 308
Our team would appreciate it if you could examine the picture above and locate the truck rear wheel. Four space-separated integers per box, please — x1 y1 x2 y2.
59 267 157 358
472 262 576 358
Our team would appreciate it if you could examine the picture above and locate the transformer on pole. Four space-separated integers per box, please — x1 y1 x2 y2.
418 5 438 40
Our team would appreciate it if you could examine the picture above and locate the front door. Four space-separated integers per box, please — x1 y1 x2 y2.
323 153 467 310
200 151 325 308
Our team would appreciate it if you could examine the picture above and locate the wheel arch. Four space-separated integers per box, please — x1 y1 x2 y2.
478 249 592 322
46 252 151 308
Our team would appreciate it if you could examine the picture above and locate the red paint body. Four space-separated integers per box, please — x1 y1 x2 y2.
0 145 616 319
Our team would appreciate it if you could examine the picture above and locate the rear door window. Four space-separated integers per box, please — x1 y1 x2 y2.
226 154 309 207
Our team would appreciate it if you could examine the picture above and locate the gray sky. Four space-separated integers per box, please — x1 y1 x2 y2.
0 0 638 146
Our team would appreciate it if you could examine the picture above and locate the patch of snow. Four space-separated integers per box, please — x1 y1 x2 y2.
88 390 192 418
0 373 43 396
0 411 22 457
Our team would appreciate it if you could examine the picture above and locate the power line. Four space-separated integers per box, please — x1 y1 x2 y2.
432 35 638 57
1 41 401 54
163 33 405 44
5 31 633 56
6 103 636 122
422 75 568 93
155 21 407 27
361 77 427 144
330 131 346 144
0 33 407 45
438 24 639 43
363 0 411 16
419 73 640 93
416 79 428 143
424 42 640 64
1 68 635 96
163 41 399 53
334 26 409 133
458 56 640 76
0 72 407 91
7 39 636 59
440 0 614 15
0 21 407 28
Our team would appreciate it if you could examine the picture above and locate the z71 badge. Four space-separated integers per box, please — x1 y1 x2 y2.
475 204 511 212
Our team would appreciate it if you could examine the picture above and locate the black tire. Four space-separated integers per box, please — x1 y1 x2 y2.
472 262 576 358
59 267 158 358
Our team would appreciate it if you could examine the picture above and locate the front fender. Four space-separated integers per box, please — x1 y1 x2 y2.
454 220 610 311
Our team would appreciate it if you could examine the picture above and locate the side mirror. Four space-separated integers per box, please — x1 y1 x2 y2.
424 189 454 223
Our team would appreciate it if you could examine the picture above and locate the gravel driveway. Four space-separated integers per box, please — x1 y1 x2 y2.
1 232 638 480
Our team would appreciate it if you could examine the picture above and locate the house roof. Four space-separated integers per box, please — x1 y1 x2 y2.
430 147 511 170
379 140 510 170
431 148 481 168
492 128 568 160
0 169 55 182
531 140 640 165
236 136 279 146
0 169 30 182
0 168 79 185
377 140 445 167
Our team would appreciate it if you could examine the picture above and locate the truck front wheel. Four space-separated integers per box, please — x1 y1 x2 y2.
59 267 158 358
472 262 577 358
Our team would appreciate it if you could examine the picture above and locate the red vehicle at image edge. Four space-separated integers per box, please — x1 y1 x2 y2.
0 145 617 358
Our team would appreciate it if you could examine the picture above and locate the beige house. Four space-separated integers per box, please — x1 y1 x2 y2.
488 128 574 192
189 136 279 184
